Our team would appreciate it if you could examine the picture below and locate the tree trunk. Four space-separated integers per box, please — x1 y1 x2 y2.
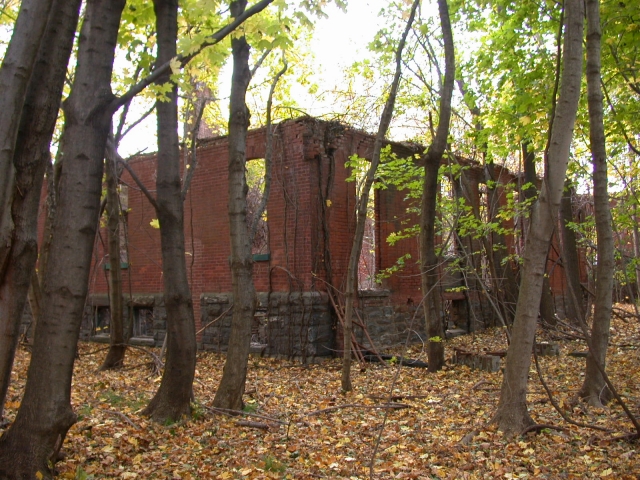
26 268 42 342
0 0 81 421
99 141 126 371
634 220 640 304
27 153 63 343
521 142 557 325
485 166 519 325
0 0 54 276
213 0 255 411
143 0 197 423
0 1 124 476
420 0 455 372
341 0 419 391
579 0 614 407
560 180 585 321
421 158 445 370
492 0 583 436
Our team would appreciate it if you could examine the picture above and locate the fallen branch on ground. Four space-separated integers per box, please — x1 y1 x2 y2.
533 339 614 433
304 403 410 417
205 406 287 425
235 420 270 430
520 424 569 436
104 409 140 429
368 394 432 401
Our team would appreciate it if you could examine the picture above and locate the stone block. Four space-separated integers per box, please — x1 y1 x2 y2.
535 342 560 356
130 336 155 347
453 349 501 372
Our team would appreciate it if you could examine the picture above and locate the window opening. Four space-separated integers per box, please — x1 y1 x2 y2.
133 307 154 337
94 306 110 336
358 185 378 290
348 150 380 290
246 158 269 255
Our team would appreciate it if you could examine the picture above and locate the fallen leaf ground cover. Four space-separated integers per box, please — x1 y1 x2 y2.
3 310 640 479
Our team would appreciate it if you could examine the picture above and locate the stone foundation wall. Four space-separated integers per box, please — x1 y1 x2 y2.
200 291 335 362
77 289 459 358
356 290 426 348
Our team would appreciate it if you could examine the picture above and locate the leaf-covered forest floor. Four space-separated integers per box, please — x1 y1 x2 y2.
3 307 640 479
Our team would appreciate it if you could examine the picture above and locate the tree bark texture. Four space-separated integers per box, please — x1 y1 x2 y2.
560 181 586 321
420 0 455 372
0 1 124 476
421 159 445 370
0 0 54 277
143 0 197 423
100 143 127 371
213 0 255 411
340 0 419 392
633 218 640 304
27 153 63 344
521 142 557 324
492 0 583 436
579 0 614 407
0 0 81 421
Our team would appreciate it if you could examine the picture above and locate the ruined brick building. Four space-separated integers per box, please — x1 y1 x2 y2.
83 117 585 359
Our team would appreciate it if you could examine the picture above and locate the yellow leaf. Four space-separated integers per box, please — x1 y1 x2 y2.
169 56 181 76
36 472 44 480
519 116 531 125
150 218 160 229
326 199 332 207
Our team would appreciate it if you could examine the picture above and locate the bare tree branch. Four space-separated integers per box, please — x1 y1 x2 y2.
110 0 275 113
250 53 287 243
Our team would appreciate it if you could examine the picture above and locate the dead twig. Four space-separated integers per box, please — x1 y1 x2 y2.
76 345 112 356
122 344 164 375
327 290 368 369
610 432 640 442
472 380 489 391
235 420 270 430
195 305 233 335
368 394 432 401
533 338 614 433
304 403 410 417
520 424 569 435
104 409 140 429
81 343 164 374
612 305 639 322
205 406 287 425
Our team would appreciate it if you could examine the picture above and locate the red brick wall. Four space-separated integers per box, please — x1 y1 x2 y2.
89 118 428 334
87 118 595 338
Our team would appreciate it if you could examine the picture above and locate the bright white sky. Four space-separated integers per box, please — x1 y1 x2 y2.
119 0 388 157
302 1 386 114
